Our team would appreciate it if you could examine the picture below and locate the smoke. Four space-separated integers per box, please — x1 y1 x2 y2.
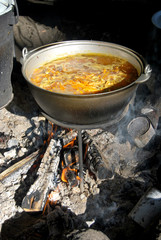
86 68 161 179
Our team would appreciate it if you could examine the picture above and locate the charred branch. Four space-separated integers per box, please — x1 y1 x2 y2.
22 138 61 212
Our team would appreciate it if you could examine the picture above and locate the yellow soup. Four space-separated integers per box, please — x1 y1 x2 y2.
30 53 138 94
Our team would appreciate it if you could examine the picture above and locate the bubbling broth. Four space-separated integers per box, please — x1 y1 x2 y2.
30 53 138 94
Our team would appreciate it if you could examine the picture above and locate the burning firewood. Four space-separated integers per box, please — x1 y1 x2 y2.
22 138 62 212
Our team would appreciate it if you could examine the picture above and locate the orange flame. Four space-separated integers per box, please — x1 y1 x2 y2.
61 161 75 182
63 136 77 149
42 187 60 215
61 161 81 185
61 136 83 185
61 167 69 183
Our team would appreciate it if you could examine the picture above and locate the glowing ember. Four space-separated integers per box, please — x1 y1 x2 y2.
48 189 60 203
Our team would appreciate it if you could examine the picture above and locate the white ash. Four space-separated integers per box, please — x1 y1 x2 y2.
0 104 48 173
0 157 36 231
7 138 19 148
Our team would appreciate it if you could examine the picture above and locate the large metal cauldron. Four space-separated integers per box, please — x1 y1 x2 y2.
0 0 18 109
21 41 152 129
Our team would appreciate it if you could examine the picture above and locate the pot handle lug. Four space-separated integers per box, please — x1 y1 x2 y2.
135 64 152 84
22 47 28 59
20 48 29 64
20 42 64 64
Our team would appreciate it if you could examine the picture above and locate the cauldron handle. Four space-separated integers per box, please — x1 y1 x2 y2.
21 41 67 64
135 64 152 84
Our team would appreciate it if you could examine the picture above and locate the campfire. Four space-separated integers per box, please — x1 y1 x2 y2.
1 0 161 240
1 94 161 239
